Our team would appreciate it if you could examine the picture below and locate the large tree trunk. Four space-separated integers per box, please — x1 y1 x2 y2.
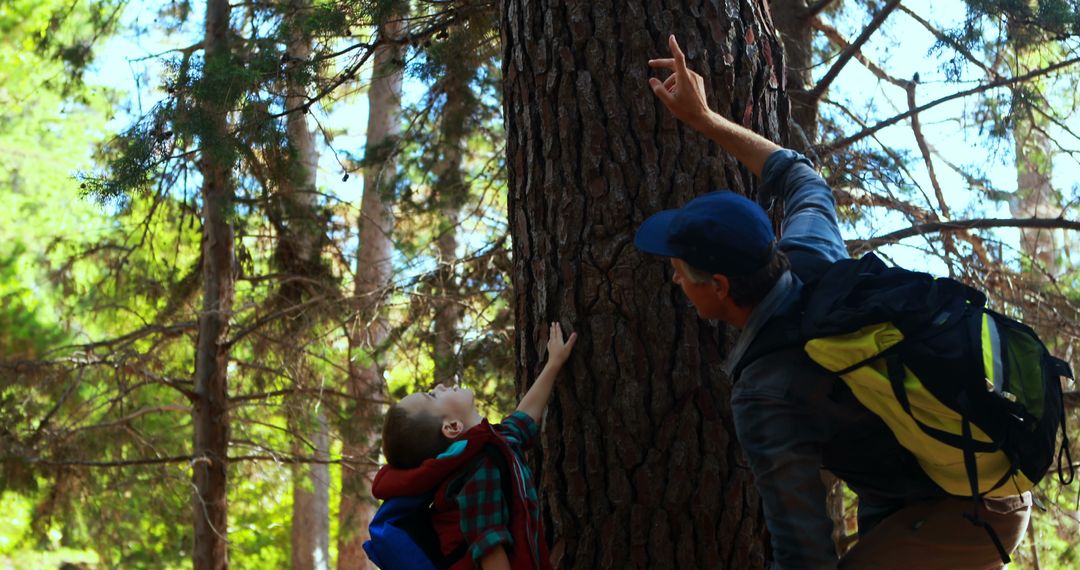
281 1 331 568
501 1 785 567
192 0 234 568
339 19 404 570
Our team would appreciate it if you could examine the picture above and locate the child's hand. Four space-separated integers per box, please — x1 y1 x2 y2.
518 322 578 421
547 322 577 366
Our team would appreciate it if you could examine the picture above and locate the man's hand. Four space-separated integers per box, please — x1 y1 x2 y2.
647 34 780 177
648 35 713 129
546 322 577 366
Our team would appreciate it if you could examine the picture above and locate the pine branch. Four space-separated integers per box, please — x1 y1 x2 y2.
804 0 838 19
812 18 907 88
18 454 376 468
898 5 999 79
822 55 1080 155
228 388 385 406
68 406 192 433
807 0 902 101
848 217 1080 254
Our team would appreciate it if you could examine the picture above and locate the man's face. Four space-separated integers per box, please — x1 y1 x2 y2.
671 259 726 320
398 384 477 425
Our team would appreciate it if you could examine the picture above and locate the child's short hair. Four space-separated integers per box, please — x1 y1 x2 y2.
382 401 453 468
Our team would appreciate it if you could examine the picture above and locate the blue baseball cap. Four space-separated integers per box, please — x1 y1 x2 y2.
634 191 776 276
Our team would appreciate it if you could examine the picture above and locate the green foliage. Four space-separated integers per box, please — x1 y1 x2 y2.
79 108 176 204
3 0 517 567
228 465 292 569
0 247 68 359
964 0 1080 40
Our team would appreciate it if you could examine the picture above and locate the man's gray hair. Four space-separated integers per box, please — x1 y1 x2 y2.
673 258 714 284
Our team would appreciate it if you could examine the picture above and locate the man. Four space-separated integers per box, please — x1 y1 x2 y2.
634 35 1031 569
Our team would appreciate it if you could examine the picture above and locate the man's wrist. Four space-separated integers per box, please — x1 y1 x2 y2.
688 109 723 133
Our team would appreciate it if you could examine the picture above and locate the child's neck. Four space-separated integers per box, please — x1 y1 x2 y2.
464 411 483 431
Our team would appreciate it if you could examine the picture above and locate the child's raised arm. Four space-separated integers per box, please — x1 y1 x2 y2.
516 322 577 422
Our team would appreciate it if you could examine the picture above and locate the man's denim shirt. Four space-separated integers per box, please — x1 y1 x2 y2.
722 150 861 570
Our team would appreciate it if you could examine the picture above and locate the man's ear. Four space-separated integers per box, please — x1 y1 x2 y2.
442 418 464 439
711 273 730 299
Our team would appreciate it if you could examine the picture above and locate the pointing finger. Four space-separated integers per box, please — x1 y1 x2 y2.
669 35 687 72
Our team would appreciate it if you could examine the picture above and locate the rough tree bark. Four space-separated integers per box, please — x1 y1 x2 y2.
192 0 234 568
339 19 404 570
281 1 331 568
501 1 786 567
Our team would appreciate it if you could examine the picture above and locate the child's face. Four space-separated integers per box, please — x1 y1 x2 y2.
398 384 478 428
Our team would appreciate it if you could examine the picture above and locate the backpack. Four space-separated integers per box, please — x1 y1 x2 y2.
363 444 512 570
363 494 462 570
737 252 1075 562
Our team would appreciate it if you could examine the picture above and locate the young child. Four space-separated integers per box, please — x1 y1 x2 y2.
370 322 577 570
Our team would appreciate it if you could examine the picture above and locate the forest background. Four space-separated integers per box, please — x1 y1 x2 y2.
1 0 1078 568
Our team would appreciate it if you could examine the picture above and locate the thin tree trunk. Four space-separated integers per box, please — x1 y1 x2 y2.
431 52 473 387
502 1 785 567
292 415 331 570
1011 111 1059 277
1007 20 1060 279
192 0 234 568
339 18 404 570
1026 515 1041 569
772 0 818 153
433 202 462 386
281 1 330 568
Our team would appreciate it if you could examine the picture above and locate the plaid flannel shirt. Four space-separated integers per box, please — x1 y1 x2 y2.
452 411 541 565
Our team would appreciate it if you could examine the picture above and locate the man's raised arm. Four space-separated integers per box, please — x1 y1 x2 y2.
648 35 781 177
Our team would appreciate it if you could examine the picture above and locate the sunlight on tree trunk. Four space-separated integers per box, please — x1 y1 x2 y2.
192 0 234 568
340 18 404 570
1011 106 1060 277
282 1 331 568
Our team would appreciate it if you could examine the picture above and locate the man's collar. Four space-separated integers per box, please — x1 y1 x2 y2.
721 270 796 377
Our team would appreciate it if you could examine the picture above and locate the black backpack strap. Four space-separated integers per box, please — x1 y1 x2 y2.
959 416 1011 565
1051 357 1076 486
878 353 1010 564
